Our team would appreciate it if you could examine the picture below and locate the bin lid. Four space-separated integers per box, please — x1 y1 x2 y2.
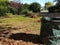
44 17 60 22
52 17 60 22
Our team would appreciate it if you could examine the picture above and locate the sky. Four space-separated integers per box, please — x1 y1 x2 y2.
9 0 54 6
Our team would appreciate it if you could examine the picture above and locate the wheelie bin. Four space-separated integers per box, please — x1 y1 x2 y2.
40 17 60 45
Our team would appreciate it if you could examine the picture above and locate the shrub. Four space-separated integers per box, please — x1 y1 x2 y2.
0 6 8 16
21 9 33 16
8 7 18 15
25 11 38 18
0 0 9 16
25 11 34 16
5 13 13 18
20 9 29 14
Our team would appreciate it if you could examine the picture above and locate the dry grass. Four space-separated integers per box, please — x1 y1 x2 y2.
0 15 41 34
0 15 42 45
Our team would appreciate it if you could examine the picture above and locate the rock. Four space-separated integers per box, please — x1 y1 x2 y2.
31 15 38 18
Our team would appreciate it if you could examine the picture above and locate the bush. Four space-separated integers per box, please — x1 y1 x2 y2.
0 1 9 16
25 11 34 16
8 7 18 15
20 9 29 14
25 11 36 17
25 11 38 18
5 13 13 18
48 6 60 13
0 6 8 16
21 9 34 16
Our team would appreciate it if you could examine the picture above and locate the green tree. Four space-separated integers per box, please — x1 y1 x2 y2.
45 2 53 10
48 6 60 13
22 3 29 10
29 2 41 12
21 3 30 14
0 0 9 16
48 0 60 13
54 0 60 3
55 0 60 6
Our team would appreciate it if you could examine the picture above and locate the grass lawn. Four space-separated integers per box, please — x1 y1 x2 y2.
0 15 41 34
0 15 42 45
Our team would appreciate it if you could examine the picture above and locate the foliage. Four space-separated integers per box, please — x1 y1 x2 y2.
8 7 18 15
20 3 30 14
29 2 41 12
48 6 60 13
8 1 23 15
25 11 35 16
21 9 35 17
0 0 8 2
20 9 29 14
0 0 9 16
54 0 60 3
0 5 8 16
45 2 53 10
5 13 14 18
21 3 29 10
54 0 60 6
48 0 60 13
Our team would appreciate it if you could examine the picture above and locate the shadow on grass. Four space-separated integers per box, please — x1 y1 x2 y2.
0 25 42 44
9 33 41 44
